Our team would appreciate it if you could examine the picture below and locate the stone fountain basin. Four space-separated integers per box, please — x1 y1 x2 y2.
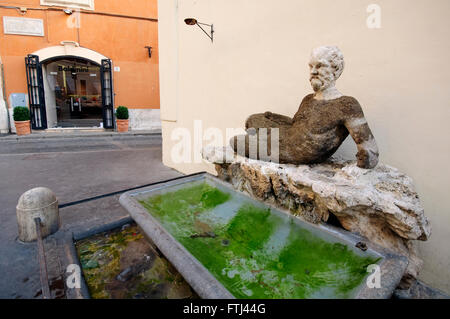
119 173 407 299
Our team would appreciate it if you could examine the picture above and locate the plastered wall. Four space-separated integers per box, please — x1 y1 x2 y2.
158 0 450 293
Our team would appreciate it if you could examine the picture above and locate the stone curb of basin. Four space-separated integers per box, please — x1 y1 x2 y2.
118 173 408 299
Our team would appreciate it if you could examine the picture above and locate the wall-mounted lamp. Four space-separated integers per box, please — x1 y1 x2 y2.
145 46 152 58
184 18 214 42
63 9 73 15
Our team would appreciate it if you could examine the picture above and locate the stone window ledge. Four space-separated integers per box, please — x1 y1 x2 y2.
40 0 95 11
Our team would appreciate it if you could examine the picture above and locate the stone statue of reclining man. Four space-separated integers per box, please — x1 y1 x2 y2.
230 46 379 169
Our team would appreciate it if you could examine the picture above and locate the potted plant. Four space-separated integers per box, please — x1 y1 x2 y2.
115 106 129 132
13 106 31 136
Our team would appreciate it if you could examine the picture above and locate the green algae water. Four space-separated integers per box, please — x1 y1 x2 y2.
139 181 379 299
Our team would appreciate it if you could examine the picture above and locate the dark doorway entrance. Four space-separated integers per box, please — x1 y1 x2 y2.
46 57 102 127
25 55 114 130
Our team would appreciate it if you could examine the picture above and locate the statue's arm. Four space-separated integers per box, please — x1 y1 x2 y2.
343 103 379 169
263 112 293 126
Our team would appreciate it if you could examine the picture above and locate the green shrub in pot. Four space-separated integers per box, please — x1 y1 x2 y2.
13 106 30 122
115 106 129 120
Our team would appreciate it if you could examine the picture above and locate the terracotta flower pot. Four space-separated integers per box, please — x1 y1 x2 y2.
116 119 129 132
15 120 31 136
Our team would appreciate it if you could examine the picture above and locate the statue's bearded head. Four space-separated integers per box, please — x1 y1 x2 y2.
309 46 345 92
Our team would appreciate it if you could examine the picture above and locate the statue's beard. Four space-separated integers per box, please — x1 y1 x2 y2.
310 76 334 92
310 78 323 92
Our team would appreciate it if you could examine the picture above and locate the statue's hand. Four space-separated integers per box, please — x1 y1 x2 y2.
264 111 273 119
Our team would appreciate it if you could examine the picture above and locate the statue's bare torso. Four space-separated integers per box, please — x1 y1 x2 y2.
234 94 378 168
288 94 361 163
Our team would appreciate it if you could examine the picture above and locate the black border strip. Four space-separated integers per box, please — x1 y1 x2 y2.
58 172 205 209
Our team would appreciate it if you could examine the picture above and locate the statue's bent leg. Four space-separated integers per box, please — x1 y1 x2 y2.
230 113 292 162
230 134 254 158
230 128 287 163
245 113 279 130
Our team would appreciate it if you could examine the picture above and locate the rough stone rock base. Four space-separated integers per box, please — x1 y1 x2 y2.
203 146 431 287
394 280 450 299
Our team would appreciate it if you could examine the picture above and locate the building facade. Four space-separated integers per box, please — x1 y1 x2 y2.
0 0 160 132
158 0 450 294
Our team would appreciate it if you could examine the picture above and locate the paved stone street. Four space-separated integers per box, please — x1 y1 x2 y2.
0 133 182 298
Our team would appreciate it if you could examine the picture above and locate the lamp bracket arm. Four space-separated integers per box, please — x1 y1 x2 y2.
196 23 214 42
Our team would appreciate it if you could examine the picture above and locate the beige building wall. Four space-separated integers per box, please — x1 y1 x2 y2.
0 57 9 133
158 0 450 293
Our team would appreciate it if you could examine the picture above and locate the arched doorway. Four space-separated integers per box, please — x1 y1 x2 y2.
25 43 114 130
44 57 103 127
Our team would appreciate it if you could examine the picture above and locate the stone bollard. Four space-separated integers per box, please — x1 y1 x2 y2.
16 187 60 242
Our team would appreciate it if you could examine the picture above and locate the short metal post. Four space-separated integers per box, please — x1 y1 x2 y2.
34 218 51 299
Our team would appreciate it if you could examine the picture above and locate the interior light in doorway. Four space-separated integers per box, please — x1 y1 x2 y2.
63 9 73 15
184 18 214 42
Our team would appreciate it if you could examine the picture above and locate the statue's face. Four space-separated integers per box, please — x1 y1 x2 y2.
308 55 335 92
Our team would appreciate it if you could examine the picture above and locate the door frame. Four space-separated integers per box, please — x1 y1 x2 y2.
100 59 114 129
26 55 115 129
25 54 47 130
